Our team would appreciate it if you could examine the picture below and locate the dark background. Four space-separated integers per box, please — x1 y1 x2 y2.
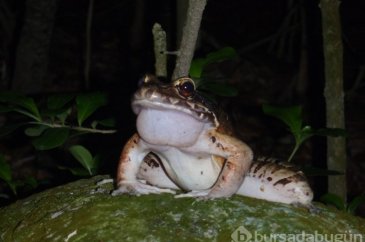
0 0 364 214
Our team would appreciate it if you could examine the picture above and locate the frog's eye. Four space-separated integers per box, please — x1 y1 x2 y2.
177 78 196 98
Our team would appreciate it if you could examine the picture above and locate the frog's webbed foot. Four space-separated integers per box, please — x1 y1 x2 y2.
111 180 176 196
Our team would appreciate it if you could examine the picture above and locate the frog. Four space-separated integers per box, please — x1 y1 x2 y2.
112 75 313 205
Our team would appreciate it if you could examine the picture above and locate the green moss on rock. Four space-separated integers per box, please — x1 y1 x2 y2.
0 175 364 241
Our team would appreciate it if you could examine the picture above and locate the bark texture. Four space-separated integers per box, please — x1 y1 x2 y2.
320 0 347 200
152 23 167 77
12 0 57 93
172 0 207 80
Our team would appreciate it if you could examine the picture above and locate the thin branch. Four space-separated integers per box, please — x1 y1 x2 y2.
30 121 117 134
172 0 207 80
152 23 167 77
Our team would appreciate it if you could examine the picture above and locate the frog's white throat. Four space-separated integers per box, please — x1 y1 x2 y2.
136 108 211 147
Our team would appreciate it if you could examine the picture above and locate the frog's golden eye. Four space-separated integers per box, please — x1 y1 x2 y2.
177 78 195 98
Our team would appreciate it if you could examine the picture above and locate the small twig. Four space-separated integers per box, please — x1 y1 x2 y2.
172 0 208 80
30 121 117 134
152 23 167 77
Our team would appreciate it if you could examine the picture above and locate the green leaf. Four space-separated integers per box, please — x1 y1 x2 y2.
189 47 238 79
0 91 41 121
262 105 303 135
56 108 72 124
47 94 74 110
76 92 107 126
320 193 346 211
69 145 94 175
32 128 70 150
6 180 20 195
0 154 12 182
42 106 70 117
205 46 238 64
24 125 48 137
13 108 41 121
91 154 101 172
189 58 207 78
347 195 365 214
91 121 98 129
199 81 238 97
97 118 116 128
90 118 116 129
23 177 39 189
42 107 71 124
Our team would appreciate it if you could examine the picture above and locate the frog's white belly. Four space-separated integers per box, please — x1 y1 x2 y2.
149 147 221 191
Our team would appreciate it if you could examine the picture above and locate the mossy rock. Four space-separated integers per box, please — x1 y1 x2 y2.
0 175 364 241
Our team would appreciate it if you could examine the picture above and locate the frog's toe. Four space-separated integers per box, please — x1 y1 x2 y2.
96 178 114 186
112 181 175 196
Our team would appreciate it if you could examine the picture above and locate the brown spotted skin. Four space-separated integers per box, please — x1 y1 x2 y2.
242 157 313 204
115 75 253 198
132 76 219 125
248 157 308 184
114 75 313 204
144 153 160 168
116 133 141 183
204 130 253 197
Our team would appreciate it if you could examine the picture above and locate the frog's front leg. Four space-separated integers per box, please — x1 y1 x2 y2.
178 130 253 199
112 133 175 196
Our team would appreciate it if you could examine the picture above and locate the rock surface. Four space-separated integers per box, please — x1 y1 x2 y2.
0 175 364 241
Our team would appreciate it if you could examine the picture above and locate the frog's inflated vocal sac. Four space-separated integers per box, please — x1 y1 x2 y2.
112 75 313 205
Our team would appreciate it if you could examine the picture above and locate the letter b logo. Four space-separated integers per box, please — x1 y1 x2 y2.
231 225 252 242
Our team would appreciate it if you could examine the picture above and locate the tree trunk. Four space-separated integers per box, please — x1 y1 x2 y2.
320 0 347 200
12 0 58 93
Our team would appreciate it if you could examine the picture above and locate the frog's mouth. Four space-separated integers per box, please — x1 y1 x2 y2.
132 90 212 122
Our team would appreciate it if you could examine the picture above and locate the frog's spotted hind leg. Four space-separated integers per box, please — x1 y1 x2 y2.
237 159 313 205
